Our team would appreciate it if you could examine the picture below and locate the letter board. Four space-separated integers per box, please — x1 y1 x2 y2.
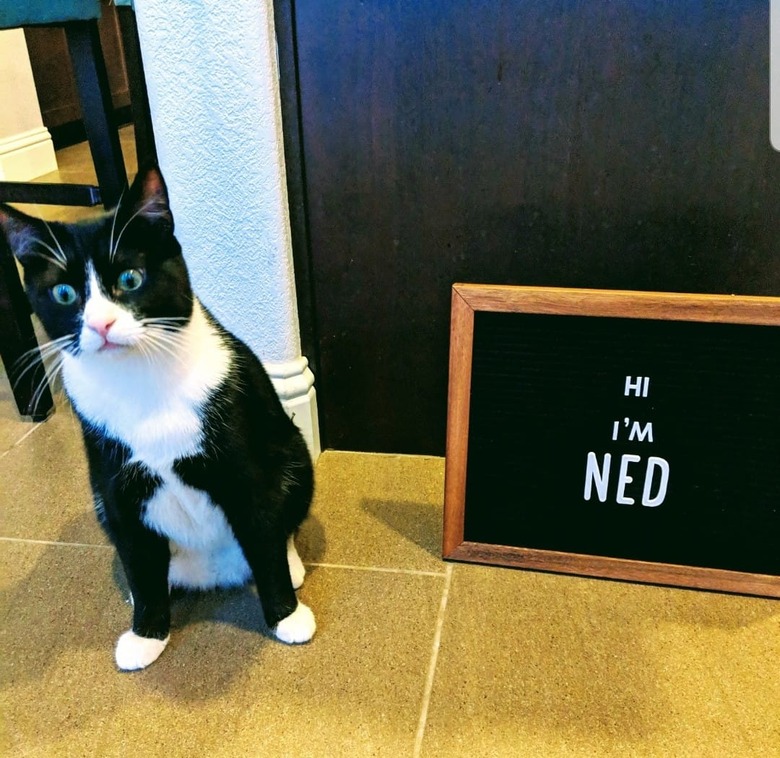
444 284 780 597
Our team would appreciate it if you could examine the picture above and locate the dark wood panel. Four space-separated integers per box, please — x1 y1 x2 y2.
294 0 780 454
24 1 129 132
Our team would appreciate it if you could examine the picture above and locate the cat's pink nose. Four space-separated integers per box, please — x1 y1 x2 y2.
87 317 116 338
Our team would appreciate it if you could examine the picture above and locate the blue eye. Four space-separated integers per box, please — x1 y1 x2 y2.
50 283 78 306
117 268 145 292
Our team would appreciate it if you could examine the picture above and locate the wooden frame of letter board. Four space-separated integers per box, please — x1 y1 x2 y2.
444 284 780 598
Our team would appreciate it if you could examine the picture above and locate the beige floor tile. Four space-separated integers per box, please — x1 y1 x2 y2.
420 564 780 758
1 540 444 758
0 406 105 546
0 369 37 456
297 450 446 574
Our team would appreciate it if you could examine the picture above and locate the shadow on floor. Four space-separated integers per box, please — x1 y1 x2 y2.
361 497 443 558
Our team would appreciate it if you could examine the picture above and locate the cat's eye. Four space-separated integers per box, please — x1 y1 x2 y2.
50 283 79 306
116 268 145 292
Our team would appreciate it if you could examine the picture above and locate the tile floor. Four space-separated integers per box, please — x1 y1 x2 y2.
1 131 779 757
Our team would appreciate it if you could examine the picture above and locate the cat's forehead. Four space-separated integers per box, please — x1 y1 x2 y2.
41 216 108 260
56 215 143 266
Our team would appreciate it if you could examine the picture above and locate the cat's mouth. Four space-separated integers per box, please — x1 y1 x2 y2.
97 339 129 353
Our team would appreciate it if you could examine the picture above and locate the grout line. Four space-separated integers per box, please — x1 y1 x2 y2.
413 563 454 758
305 561 446 578
0 542 449 572
0 540 450 573
0 420 44 462
318 449 445 462
0 536 112 550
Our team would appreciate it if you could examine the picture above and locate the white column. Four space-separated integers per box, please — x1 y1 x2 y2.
0 29 58 180
132 0 320 458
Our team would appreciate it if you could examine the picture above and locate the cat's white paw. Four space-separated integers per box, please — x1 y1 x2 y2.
287 536 306 590
274 602 316 644
115 630 169 671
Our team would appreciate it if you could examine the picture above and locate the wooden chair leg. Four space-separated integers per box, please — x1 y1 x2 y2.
117 7 158 168
0 245 54 421
64 20 128 209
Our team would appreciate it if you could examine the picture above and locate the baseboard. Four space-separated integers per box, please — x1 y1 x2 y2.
49 106 133 150
0 127 57 181
265 356 321 461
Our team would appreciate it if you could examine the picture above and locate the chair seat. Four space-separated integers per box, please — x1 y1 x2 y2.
0 0 100 29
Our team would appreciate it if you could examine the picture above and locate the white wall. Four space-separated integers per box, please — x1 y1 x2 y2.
133 0 320 456
132 0 300 362
0 29 57 180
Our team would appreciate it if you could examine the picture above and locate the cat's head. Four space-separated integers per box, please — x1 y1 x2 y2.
0 167 193 359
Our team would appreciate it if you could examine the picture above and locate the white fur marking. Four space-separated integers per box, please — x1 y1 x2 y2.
274 602 316 644
143 472 252 590
287 534 306 590
168 542 252 590
115 630 169 670
63 299 231 468
80 264 138 353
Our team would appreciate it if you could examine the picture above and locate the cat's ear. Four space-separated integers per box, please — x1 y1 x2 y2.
125 166 174 231
0 203 56 268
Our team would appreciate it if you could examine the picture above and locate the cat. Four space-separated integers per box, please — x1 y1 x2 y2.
0 167 316 671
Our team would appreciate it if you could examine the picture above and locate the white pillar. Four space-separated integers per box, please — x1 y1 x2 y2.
132 0 320 458
0 29 58 181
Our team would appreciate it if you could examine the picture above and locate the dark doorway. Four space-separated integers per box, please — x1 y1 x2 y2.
277 0 780 455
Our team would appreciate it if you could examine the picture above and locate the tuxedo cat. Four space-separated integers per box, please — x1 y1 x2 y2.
1 167 315 670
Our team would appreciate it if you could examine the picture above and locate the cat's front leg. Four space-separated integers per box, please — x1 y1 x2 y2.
250 527 315 643
109 524 172 670
223 513 316 644
99 484 173 671
83 437 173 670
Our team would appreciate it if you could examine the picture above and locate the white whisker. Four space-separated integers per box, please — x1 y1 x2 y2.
144 322 187 338
12 336 75 391
26 239 67 271
143 331 188 357
144 331 186 366
144 331 182 355
40 219 67 264
108 187 126 262
111 198 160 260
140 316 190 327
29 354 64 417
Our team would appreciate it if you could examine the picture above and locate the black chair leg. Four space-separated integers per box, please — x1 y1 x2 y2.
0 245 54 422
117 7 158 168
64 20 128 209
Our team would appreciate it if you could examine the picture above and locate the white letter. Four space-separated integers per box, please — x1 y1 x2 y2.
624 376 642 396
624 376 649 397
642 457 670 507
629 421 654 443
584 452 611 502
616 454 641 504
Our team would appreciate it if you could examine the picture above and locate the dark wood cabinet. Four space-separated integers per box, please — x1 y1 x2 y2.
283 1 780 454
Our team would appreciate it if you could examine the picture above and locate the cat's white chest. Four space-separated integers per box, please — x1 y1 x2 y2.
62 300 231 469
64 359 207 466
143 469 233 548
